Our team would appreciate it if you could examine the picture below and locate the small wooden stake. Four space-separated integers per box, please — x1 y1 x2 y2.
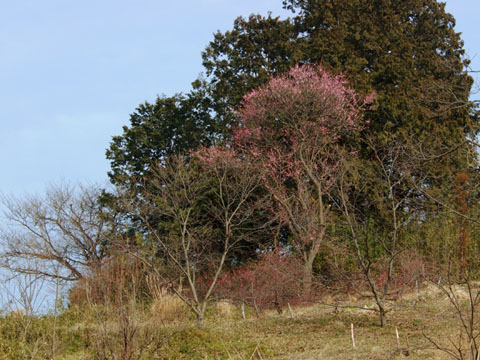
351 323 356 348
241 303 246 320
253 299 260 318
396 327 400 347
415 280 419 299
287 303 294 318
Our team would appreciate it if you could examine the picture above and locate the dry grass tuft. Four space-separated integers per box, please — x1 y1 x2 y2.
147 276 188 323
216 300 236 319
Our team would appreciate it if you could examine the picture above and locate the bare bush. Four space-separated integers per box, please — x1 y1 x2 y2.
424 269 480 360
215 251 305 315
80 247 168 360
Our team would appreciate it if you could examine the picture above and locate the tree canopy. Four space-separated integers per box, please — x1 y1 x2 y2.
202 0 477 173
107 0 477 190
283 0 476 138
106 88 216 189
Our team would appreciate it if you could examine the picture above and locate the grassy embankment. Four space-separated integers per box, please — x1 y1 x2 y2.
0 283 475 359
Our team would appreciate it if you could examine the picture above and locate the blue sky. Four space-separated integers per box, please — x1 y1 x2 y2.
0 0 479 198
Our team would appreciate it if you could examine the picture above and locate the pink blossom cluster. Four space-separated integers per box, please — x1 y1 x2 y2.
233 64 364 151
195 145 241 168
234 63 364 195
199 65 367 251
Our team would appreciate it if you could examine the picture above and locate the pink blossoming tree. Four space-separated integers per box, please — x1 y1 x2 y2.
233 64 367 291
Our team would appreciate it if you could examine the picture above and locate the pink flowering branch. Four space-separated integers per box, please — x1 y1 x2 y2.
232 64 367 291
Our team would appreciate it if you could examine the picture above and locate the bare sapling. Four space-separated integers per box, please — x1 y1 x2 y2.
424 262 480 360
2 267 48 358
123 151 266 327
335 137 425 327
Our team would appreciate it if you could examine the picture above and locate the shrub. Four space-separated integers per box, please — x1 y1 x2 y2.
215 251 305 312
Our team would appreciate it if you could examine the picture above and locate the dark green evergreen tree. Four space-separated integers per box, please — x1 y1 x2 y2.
282 0 476 148
202 14 301 132
106 86 216 189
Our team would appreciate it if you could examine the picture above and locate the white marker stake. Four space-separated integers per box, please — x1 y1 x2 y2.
287 303 294 318
351 323 356 348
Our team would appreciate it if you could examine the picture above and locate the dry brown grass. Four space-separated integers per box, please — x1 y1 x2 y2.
47 282 480 359
216 300 236 319
149 286 189 323
165 283 477 359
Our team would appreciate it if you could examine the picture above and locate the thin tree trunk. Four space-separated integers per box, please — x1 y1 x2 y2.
379 305 386 328
303 262 313 294
196 312 204 328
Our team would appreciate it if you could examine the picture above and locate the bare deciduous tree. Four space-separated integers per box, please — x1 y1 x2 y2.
124 151 265 327
1 183 110 281
335 136 425 327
